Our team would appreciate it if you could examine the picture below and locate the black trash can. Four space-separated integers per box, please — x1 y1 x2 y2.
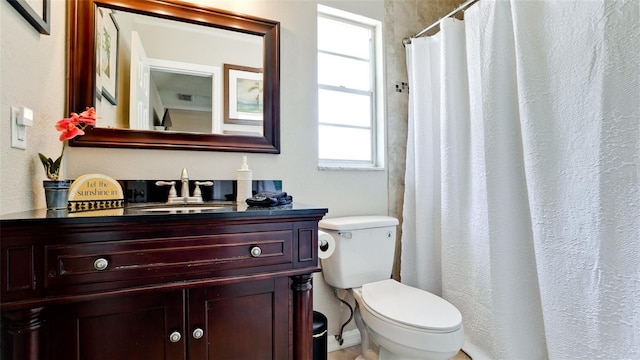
313 311 328 360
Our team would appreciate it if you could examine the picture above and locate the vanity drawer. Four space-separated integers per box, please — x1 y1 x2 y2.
45 230 292 290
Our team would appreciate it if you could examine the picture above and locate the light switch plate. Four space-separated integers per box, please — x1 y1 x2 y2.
10 106 27 149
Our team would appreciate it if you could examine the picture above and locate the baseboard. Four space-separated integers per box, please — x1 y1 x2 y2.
327 329 361 352
461 342 491 359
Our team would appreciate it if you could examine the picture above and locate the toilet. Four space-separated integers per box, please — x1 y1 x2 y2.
319 216 464 360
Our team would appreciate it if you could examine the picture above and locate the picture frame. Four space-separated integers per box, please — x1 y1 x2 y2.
7 0 50 35
224 64 263 125
98 11 119 105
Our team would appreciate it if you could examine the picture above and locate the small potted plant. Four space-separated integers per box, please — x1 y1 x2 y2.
39 107 97 209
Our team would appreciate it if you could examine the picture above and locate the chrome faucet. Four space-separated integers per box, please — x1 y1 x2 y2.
155 168 213 204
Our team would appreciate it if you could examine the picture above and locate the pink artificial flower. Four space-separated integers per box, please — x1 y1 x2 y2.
67 108 97 127
55 118 85 141
54 107 97 141
78 107 98 125
39 107 99 180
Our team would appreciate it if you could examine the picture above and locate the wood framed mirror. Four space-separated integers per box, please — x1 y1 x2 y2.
68 0 280 153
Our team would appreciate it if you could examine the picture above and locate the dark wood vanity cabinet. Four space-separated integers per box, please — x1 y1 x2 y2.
48 278 288 359
48 290 186 359
1 207 326 360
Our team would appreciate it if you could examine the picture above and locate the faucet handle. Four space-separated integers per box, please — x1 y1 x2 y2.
193 181 213 200
155 181 177 199
194 181 213 187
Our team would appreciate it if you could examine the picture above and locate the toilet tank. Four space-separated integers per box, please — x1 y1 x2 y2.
319 216 399 289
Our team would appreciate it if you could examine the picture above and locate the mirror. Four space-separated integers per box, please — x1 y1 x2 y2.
68 0 280 153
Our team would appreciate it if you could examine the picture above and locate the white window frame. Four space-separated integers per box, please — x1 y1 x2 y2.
317 5 385 170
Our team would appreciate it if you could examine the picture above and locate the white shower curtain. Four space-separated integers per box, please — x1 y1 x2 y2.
402 1 639 359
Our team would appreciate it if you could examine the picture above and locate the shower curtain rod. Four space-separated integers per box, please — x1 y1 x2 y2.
402 0 479 46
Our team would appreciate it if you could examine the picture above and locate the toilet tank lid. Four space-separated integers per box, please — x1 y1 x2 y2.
319 216 399 231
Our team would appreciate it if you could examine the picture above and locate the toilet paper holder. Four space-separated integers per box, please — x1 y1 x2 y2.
318 230 336 259
319 239 330 252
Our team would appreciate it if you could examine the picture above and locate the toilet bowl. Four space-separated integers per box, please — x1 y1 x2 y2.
352 279 463 360
319 216 464 360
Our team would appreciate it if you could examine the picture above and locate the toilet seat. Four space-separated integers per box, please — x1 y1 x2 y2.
361 279 462 333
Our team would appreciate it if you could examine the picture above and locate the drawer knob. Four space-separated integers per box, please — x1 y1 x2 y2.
192 328 204 339
169 331 182 343
93 258 109 271
250 246 262 257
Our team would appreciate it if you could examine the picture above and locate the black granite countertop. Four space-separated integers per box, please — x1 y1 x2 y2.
0 202 328 223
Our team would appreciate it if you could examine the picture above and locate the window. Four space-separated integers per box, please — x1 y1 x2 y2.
317 6 384 169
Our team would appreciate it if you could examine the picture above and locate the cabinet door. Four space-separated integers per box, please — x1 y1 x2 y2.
48 291 186 360
188 277 290 360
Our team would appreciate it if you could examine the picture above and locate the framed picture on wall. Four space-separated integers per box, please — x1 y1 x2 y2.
7 0 50 35
98 11 119 105
224 64 263 125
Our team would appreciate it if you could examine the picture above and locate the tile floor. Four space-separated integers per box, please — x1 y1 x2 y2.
328 346 471 360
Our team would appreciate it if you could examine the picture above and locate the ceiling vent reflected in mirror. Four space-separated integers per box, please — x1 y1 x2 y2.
150 70 212 111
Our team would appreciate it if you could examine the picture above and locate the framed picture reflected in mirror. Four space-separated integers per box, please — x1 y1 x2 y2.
224 64 263 125
97 10 119 105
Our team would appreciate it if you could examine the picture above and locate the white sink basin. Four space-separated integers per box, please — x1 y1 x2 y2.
132 202 234 213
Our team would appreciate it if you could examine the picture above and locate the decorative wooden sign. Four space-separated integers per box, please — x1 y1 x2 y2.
68 174 124 214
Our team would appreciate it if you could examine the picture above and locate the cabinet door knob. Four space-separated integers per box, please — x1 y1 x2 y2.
250 246 262 257
192 328 204 339
169 331 182 343
93 258 109 271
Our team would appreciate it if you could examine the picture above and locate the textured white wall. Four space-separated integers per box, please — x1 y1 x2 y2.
1 0 67 213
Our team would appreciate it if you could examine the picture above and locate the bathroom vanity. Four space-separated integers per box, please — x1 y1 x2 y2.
0 203 327 360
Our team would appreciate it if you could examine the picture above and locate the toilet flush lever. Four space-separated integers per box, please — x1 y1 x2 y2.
338 231 352 239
